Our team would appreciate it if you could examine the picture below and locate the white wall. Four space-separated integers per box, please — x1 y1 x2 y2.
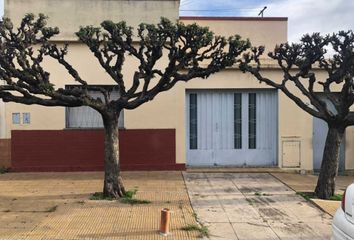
5 0 180 41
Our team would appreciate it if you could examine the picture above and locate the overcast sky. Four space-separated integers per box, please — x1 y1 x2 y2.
0 0 352 44
180 0 354 43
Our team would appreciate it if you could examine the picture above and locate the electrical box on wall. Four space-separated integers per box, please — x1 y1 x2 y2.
282 138 301 168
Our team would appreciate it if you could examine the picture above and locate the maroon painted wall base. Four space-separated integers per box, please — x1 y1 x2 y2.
11 129 185 172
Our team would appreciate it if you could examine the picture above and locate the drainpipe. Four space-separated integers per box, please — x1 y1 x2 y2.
0 80 6 139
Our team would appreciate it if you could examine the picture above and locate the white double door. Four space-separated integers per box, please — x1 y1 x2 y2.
186 90 278 166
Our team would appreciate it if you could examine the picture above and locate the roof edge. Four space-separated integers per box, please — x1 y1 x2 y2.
179 16 288 21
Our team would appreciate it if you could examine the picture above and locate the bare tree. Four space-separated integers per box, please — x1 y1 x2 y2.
0 14 250 198
240 31 354 199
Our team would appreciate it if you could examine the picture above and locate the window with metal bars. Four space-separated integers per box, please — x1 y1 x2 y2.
65 85 124 129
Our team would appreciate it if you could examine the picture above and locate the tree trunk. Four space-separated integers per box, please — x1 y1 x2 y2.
315 124 345 199
102 111 126 198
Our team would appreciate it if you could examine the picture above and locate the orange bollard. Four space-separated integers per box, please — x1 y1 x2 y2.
159 208 171 236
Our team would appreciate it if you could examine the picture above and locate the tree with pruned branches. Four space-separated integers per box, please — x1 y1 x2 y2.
240 31 354 199
0 14 250 198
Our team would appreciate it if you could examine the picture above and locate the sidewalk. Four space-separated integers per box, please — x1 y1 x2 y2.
184 172 332 240
271 173 354 193
0 171 199 240
272 173 354 216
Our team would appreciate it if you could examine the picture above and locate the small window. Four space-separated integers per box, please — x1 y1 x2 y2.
23 113 31 124
12 113 20 124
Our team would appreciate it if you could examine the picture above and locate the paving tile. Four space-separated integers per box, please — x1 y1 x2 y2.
267 221 329 240
305 221 332 238
207 222 238 240
232 222 279 240
194 207 230 223
311 199 341 216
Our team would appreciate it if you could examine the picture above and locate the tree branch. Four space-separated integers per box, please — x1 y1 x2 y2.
344 111 354 126
0 14 106 112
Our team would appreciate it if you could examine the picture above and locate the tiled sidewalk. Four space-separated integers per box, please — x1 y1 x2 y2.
0 171 199 240
272 172 354 216
271 173 354 194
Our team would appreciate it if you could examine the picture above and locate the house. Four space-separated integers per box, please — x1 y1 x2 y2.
0 0 353 173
